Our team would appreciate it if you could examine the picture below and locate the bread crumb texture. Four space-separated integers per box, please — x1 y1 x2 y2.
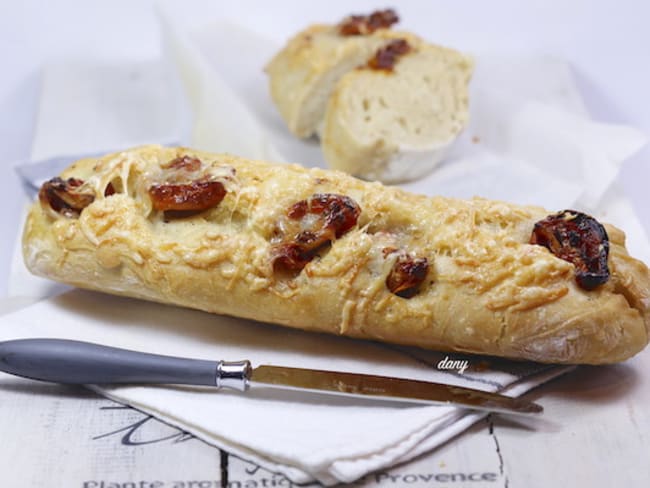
266 12 474 182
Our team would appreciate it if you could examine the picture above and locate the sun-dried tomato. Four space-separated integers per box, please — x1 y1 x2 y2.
530 210 610 290
287 200 308 219
386 254 429 298
306 193 361 237
104 182 116 197
272 194 361 273
39 177 95 218
367 39 411 71
148 180 226 213
338 9 399 36
271 242 314 273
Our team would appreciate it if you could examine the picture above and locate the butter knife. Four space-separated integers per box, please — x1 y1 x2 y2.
0 339 542 416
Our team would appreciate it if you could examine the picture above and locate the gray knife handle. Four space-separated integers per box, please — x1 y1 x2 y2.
0 339 251 391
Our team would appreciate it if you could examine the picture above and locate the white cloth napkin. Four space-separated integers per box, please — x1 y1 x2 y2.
0 290 570 485
6 6 650 485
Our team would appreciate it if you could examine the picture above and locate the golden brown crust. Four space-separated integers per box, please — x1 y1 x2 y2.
22 145 650 364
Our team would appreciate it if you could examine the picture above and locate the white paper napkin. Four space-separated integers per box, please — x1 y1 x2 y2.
30 60 186 161
7 6 650 485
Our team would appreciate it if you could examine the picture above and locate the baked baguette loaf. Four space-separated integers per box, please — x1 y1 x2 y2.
266 9 473 182
23 145 650 364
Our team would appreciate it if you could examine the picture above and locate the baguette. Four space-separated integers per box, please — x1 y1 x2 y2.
265 9 473 182
23 145 650 364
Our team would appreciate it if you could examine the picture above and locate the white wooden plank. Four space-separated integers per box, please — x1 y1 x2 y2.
495 349 650 487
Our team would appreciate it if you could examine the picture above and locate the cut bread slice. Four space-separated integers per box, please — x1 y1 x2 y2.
265 24 389 138
321 33 473 182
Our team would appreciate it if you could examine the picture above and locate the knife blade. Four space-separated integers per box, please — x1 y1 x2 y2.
0 339 542 416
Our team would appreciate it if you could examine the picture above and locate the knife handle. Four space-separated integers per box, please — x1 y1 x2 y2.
0 339 251 390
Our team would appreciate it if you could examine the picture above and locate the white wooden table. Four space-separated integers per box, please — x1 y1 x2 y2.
1 1 649 486
1 321 647 487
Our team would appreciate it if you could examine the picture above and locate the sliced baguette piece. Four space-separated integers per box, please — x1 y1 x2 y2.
321 32 473 183
265 24 390 138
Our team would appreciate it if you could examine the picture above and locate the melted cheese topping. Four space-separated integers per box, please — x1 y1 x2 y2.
44 146 582 321
23 145 650 364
